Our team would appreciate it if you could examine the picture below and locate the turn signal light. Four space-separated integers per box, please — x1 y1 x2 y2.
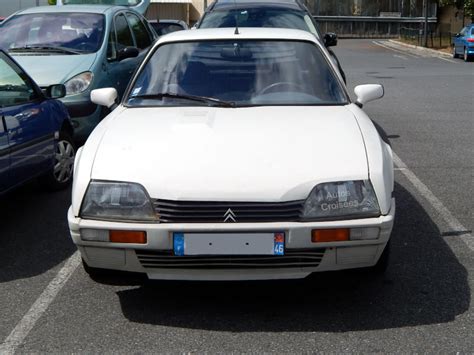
109 230 147 244
311 229 349 243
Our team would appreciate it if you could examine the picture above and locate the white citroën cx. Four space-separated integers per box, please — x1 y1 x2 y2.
68 28 395 281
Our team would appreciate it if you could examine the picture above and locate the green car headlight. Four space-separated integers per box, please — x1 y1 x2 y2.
64 71 93 96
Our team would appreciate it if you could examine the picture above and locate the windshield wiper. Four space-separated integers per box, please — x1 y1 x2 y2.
131 93 235 107
9 46 82 55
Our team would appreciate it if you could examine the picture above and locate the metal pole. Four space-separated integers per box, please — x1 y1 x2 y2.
423 0 428 47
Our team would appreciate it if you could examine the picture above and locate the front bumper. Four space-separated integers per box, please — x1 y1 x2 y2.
68 199 395 281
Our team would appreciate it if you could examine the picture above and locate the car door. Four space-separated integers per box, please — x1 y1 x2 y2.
0 52 55 188
0 110 10 193
106 12 139 97
455 27 466 53
126 11 154 68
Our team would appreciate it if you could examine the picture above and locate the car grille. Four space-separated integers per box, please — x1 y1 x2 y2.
152 199 305 223
136 249 325 269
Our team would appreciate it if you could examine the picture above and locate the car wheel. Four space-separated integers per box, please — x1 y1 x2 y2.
464 47 471 62
39 131 75 190
452 45 459 58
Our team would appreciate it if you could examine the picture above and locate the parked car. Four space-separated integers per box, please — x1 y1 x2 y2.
453 23 474 62
195 0 346 82
56 0 151 15
0 49 75 194
148 19 188 36
69 28 395 282
0 4 156 143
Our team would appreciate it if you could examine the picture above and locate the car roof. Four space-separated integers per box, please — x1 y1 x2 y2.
210 0 303 11
14 5 122 15
156 27 318 45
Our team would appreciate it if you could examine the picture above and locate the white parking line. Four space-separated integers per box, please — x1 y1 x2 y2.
393 152 474 250
0 251 81 355
437 56 458 64
372 40 419 58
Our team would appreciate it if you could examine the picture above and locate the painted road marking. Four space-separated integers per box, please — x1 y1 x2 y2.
0 252 81 355
393 54 408 60
393 152 473 250
372 41 419 58
437 56 458 64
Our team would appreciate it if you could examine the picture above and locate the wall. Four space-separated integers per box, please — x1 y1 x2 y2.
0 0 49 18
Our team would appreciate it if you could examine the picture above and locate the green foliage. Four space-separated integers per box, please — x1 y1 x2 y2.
48 0 57 4
440 0 474 19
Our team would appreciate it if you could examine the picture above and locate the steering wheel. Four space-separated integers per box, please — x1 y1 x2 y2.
258 82 306 95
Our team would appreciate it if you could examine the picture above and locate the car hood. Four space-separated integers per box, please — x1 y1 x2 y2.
13 53 97 86
91 106 369 201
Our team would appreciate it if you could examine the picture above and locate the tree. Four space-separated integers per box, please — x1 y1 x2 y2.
439 0 474 20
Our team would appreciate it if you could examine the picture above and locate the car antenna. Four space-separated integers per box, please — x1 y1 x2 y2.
234 0 239 34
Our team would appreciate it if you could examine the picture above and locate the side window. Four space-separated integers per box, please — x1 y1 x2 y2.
107 31 117 60
126 13 151 49
460 27 467 36
0 53 39 107
115 13 134 50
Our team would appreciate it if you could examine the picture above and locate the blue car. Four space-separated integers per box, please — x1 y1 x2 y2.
453 23 474 62
0 2 156 143
0 49 75 194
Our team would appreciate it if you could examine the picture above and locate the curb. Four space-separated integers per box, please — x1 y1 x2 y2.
388 39 453 58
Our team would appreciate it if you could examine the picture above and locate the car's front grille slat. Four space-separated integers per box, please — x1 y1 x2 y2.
153 198 305 223
136 249 325 270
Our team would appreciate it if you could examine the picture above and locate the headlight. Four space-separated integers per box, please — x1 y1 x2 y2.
302 180 380 220
80 181 156 222
64 71 93 96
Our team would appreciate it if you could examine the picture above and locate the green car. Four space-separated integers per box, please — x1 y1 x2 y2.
0 1 156 142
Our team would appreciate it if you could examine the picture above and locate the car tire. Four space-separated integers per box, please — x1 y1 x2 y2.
452 45 459 58
464 47 471 62
39 131 76 191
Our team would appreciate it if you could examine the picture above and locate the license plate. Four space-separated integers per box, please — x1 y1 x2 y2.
173 232 285 256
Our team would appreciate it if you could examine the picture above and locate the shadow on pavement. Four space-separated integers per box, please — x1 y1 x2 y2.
117 182 470 331
0 181 75 282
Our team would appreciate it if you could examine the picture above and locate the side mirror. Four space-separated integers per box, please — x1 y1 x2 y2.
117 46 139 61
455 33 461 37
45 84 66 99
354 84 384 107
91 88 118 109
323 32 338 47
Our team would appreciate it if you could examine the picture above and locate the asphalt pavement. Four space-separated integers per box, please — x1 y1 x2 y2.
0 39 473 353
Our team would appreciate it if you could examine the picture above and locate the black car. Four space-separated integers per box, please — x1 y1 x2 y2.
195 0 345 82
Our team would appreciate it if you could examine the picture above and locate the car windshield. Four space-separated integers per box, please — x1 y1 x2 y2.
199 8 318 36
0 13 105 54
127 40 346 107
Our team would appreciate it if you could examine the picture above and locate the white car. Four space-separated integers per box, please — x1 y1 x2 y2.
68 28 395 281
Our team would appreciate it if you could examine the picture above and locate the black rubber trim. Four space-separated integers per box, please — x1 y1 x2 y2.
66 101 98 118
